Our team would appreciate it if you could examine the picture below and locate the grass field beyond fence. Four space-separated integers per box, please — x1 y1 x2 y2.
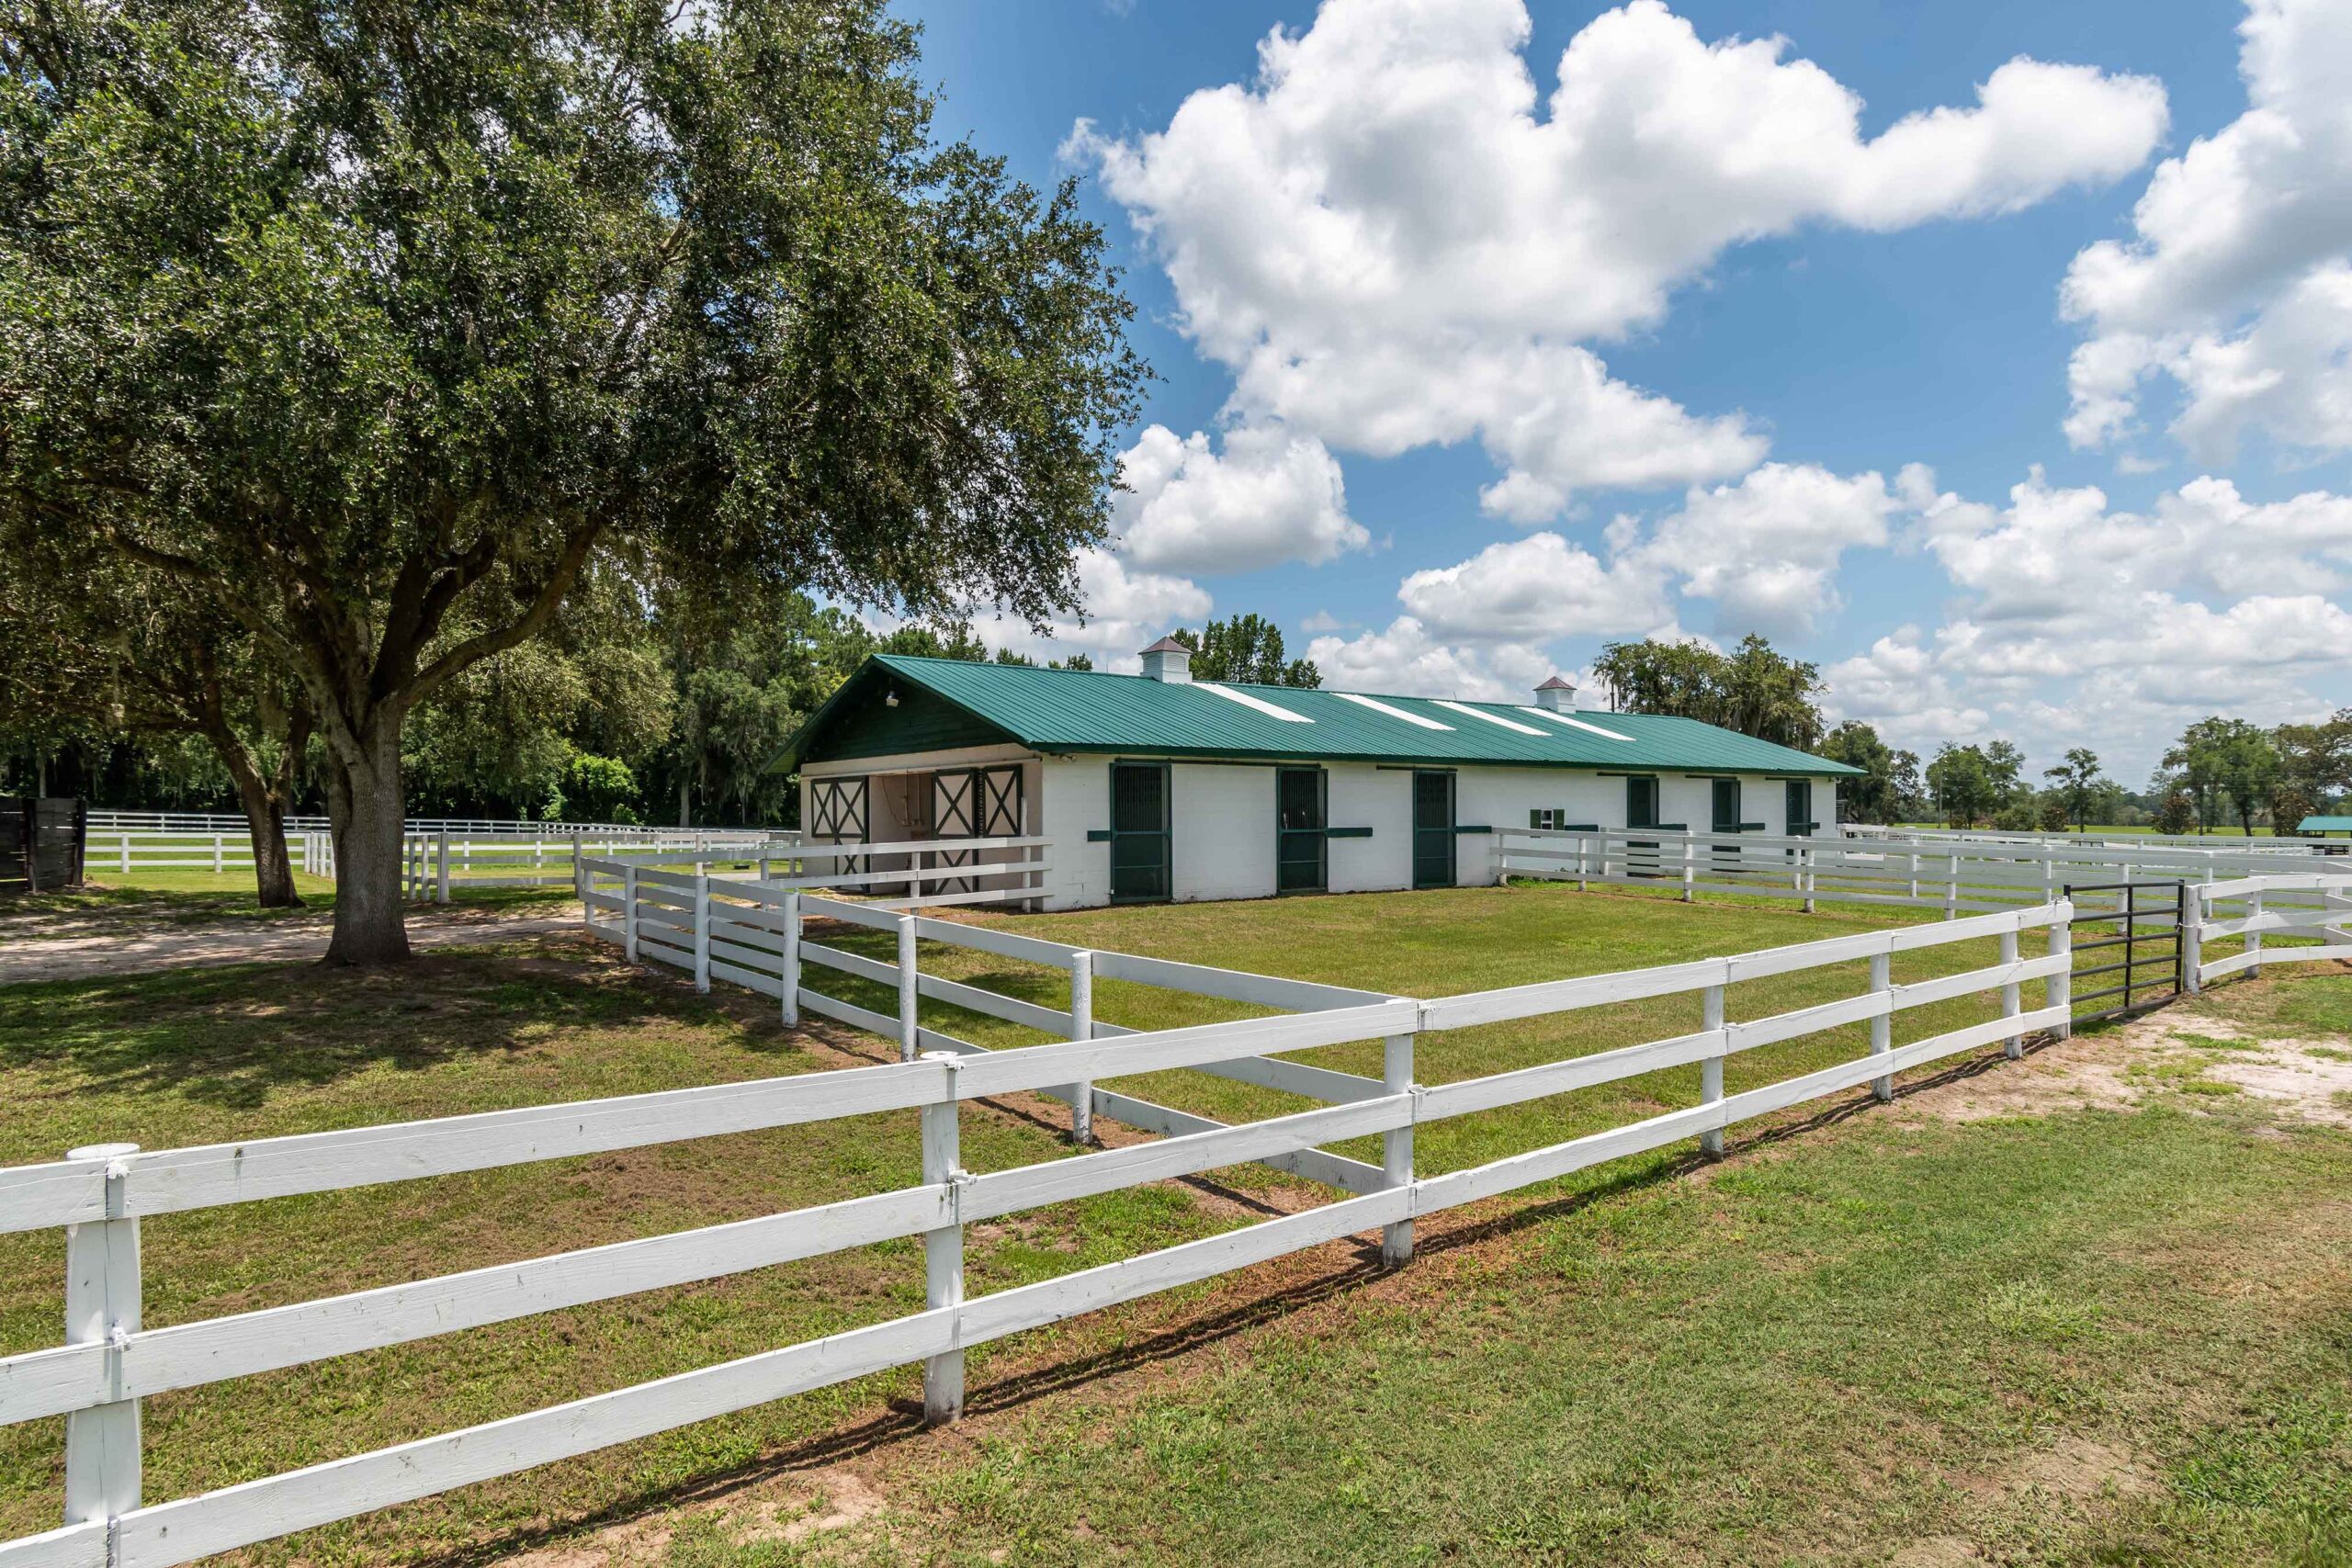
0 884 2346 1566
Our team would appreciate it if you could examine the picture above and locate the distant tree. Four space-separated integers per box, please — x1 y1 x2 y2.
2154 789 2198 836
1926 744 1996 828
1594 635 1823 749
1055 653 1096 671
1172 615 1320 687
2041 748 2108 833
0 547 313 903
2269 783 2317 838
0 0 1142 959
1819 721 1904 824
2165 717 2279 837
2274 710 2352 810
2036 792 2074 833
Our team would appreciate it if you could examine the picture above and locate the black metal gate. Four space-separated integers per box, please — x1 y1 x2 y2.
2064 880 2185 1025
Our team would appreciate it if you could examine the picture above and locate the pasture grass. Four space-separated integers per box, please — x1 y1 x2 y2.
0 885 2343 1566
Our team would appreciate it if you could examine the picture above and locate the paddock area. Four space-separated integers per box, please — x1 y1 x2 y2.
0 879 2346 1567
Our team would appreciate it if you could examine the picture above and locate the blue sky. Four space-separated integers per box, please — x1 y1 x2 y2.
894 0 2352 783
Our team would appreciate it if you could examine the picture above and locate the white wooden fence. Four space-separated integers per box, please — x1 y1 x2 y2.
0 893 2076 1568
1496 827 2352 920
85 813 650 836
2184 873 2352 989
1846 824 2344 855
84 830 336 880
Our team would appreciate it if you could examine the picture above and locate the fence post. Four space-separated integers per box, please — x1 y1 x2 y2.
1680 837 1695 902
120 834 130 875
211 832 222 874
1802 844 1815 914
780 891 802 1025
435 829 451 905
1999 928 2023 1060
920 1053 966 1425
1869 951 1894 1102
2182 882 2204 993
898 913 920 1062
62 1142 141 1530
693 872 712 994
1700 984 1726 1157
1576 833 1589 894
2051 911 2074 1040
2246 888 2264 979
1383 1032 1416 1264
623 864 639 964
571 834 585 902
1944 853 1959 919
1068 951 1095 1145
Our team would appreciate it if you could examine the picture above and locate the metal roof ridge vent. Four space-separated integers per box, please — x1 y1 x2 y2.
1533 674 1577 712
1138 635 1193 684
1518 705 1636 742
1331 691 1453 730
1195 682 1315 723
1432 700 1544 736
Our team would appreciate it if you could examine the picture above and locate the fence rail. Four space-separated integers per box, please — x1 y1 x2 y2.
1497 826 2352 920
2185 873 2352 988
0 886 2084 1568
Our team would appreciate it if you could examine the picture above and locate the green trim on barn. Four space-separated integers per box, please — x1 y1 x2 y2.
770 654 1865 778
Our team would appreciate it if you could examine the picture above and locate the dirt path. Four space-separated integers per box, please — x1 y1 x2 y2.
0 904 585 984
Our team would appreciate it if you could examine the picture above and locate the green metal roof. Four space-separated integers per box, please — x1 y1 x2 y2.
2300 816 2352 833
776 655 1861 777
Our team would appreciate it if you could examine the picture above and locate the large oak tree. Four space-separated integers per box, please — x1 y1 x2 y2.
0 0 1142 960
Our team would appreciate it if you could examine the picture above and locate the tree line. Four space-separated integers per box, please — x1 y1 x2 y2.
0 0 1144 960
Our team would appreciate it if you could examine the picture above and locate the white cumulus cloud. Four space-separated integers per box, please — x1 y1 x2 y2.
2063 0 2352 461
1074 0 2164 513
1113 423 1368 574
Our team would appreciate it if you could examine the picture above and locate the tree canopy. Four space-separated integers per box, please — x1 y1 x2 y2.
1171 615 1320 687
1591 635 1823 749
0 0 1144 957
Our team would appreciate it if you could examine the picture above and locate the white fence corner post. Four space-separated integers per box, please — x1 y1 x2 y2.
435 829 451 905
62 1142 141 1530
1383 1031 1416 1265
1068 951 1095 1145
919 1052 966 1425
898 913 921 1063
1999 927 2023 1060
1700 983 1726 1157
1869 950 1894 1103
2050 908 2074 1039
780 891 802 1026
622 864 640 964
2246 888 2264 979
693 872 712 994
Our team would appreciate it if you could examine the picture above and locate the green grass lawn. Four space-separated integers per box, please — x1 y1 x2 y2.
0 885 2344 1566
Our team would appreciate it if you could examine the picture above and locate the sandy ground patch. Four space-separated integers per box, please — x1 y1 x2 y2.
0 904 582 983
1895 1008 2352 1127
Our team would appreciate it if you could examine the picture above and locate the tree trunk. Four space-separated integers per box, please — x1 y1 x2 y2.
678 776 690 829
234 777 302 908
323 720 412 964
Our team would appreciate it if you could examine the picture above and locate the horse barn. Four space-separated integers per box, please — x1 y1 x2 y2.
771 638 1862 911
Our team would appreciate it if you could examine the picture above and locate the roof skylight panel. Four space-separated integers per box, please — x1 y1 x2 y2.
1195 682 1315 723
1433 701 1544 736
1331 692 1453 730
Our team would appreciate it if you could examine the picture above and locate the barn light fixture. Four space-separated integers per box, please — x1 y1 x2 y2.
885 689 899 707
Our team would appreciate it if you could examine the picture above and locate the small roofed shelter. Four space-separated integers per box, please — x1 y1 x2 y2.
768 639 1862 910
2299 815 2352 837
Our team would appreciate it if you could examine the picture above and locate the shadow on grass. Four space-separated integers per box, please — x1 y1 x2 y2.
405 1032 2069 1568
0 946 745 1112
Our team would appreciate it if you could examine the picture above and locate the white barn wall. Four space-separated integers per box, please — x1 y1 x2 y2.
1170 764 1278 903
1329 764 1412 894
1040 755 1110 910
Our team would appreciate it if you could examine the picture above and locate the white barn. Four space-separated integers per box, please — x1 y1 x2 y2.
773 639 1860 910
